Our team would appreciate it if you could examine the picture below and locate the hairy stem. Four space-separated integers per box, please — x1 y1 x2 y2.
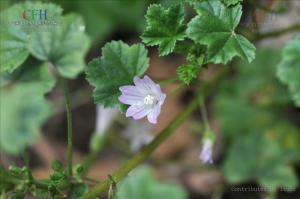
23 150 34 184
60 78 73 177
159 76 178 86
200 100 211 131
81 69 226 199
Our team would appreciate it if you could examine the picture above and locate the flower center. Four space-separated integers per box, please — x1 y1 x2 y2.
144 95 155 105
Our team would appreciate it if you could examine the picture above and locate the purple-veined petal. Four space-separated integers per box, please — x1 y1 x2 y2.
147 105 161 124
119 75 166 124
126 105 151 119
133 76 155 92
119 95 144 105
119 85 148 96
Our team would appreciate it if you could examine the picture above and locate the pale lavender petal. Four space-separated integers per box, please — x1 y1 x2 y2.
119 95 144 105
199 139 213 164
119 86 143 96
158 93 166 106
126 105 151 119
119 85 147 96
133 76 155 92
133 76 147 89
119 75 166 124
143 75 163 94
147 105 161 124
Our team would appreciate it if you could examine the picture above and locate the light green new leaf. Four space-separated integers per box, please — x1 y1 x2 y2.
141 4 186 56
86 41 149 110
28 14 90 79
187 0 255 64
277 36 300 107
224 132 298 190
0 63 53 155
117 166 187 199
0 2 62 73
177 63 200 85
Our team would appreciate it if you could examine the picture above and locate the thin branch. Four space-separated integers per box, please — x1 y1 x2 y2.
199 100 211 131
60 78 73 177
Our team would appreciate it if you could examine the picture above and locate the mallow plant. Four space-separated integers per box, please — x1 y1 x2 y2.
1 0 300 198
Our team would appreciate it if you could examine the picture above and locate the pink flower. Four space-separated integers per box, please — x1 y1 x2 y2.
119 75 166 124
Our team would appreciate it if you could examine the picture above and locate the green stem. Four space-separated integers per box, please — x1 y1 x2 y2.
199 100 211 131
81 69 226 199
159 77 178 86
61 78 73 177
22 150 34 184
167 83 185 97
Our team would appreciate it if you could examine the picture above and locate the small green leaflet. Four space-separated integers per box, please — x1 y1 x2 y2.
277 36 300 107
0 2 62 73
117 166 187 199
187 0 255 64
86 41 149 110
141 4 186 56
0 63 54 155
28 14 90 79
177 63 200 85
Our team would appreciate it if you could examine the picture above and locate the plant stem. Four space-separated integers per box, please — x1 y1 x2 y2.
199 100 211 131
159 76 178 86
22 150 34 184
167 83 185 97
81 69 227 199
60 78 73 177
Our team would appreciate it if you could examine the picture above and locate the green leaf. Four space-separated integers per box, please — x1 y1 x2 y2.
214 49 300 188
0 63 53 155
141 4 186 56
86 41 149 110
117 166 187 199
28 14 90 78
0 2 62 73
221 0 243 7
277 36 300 107
187 0 255 64
223 132 298 189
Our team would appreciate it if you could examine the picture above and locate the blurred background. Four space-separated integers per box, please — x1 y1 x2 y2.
1 0 300 199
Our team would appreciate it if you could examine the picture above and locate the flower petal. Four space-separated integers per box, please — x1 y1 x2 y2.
133 75 160 94
119 85 147 96
119 94 144 105
147 105 161 124
158 93 166 106
126 105 151 119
